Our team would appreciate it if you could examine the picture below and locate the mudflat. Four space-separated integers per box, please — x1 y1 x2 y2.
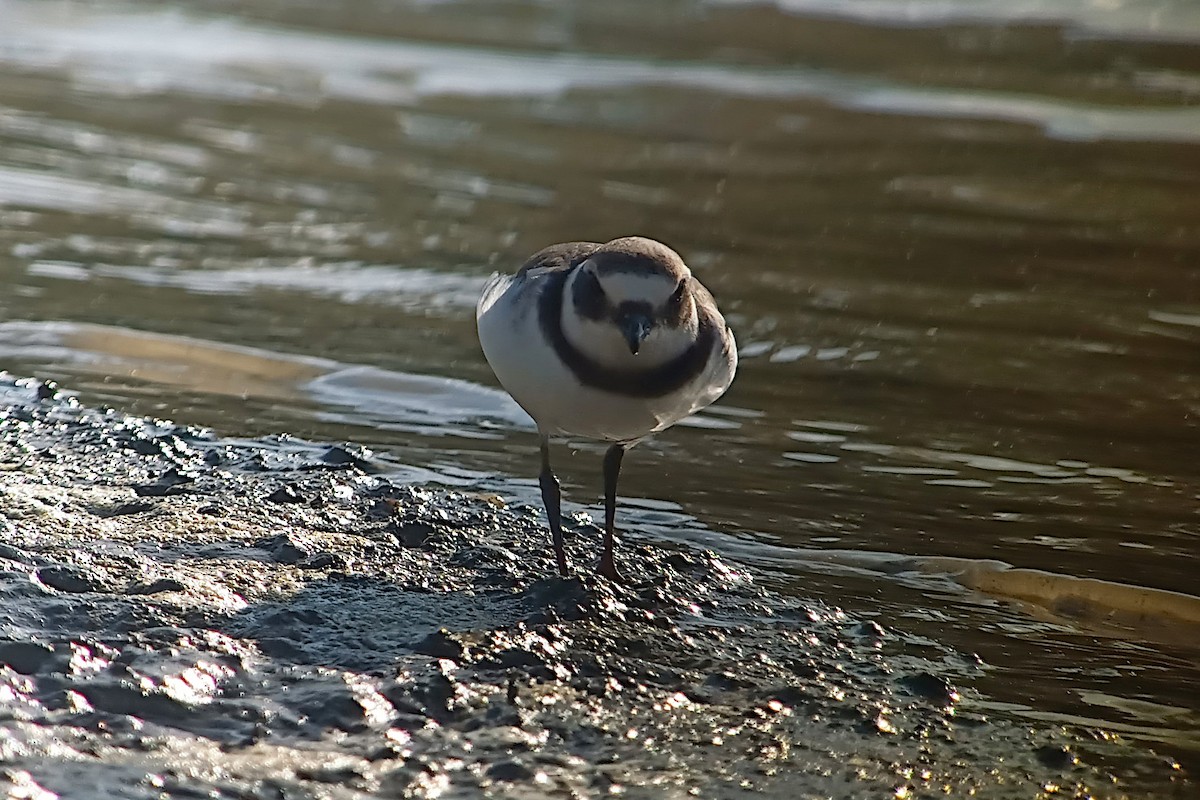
0 373 1190 798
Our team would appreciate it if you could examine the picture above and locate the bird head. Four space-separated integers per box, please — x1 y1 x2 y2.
562 237 698 367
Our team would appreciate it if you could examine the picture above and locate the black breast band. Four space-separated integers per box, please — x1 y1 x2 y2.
537 269 716 399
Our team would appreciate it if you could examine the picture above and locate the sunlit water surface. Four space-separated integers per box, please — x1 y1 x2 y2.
1 0 1198 774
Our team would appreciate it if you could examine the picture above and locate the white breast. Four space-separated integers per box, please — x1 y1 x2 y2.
477 271 735 443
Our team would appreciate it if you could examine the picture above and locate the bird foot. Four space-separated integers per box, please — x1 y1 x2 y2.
597 556 624 584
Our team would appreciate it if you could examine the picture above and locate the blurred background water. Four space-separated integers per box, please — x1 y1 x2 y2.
1 0 1198 776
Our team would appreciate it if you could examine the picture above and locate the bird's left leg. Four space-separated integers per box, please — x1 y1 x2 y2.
599 443 626 582
538 435 570 576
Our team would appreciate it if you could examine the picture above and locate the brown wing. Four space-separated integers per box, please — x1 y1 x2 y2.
689 278 726 333
516 241 603 277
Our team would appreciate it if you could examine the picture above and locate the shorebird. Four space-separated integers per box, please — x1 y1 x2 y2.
477 236 737 581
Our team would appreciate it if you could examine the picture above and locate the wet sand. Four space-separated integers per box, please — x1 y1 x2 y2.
3 0 1200 763
0 374 1191 798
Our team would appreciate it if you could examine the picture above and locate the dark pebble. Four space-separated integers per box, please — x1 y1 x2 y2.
412 629 468 661
421 673 462 719
899 672 959 706
0 543 32 564
855 621 887 639
522 607 561 626
266 484 307 504
767 685 812 709
126 578 187 595
300 552 345 570
367 742 406 762
487 759 535 782
125 437 166 457
79 684 190 722
1034 744 1078 770
298 693 374 732
256 637 307 660
133 468 194 497
449 545 518 568
378 684 428 719
491 648 547 670
92 501 156 518
203 450 228 467
257 533 309 564
321 445 376 472
0 640 56 674
392 521 436 548
37 565 98 593
705 670 755 692
296 765 366 784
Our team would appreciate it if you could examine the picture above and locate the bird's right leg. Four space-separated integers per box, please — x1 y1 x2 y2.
599 443 625 583
538 435 570 576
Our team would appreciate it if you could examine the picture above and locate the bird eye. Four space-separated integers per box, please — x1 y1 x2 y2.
572 267 608 319
670 280 686 304
584 270 606 299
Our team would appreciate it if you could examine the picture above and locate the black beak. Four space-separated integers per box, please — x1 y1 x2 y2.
619 312 653 355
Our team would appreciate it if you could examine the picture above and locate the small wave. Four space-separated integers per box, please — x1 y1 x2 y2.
784 547 1200 646
0 321 525 436
3 3 1198 143
91 262 488 311
710 0 1200 42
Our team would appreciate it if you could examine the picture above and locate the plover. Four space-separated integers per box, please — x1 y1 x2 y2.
476 236 737 581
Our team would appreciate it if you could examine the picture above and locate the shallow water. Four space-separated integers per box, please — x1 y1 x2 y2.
1 0 1198 774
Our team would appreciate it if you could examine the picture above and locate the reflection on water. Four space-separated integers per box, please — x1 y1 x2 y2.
1 0 1198 778
0 321 528 436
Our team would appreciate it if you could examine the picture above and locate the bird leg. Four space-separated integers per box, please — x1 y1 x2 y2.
538 436 570 576
600 443 626 582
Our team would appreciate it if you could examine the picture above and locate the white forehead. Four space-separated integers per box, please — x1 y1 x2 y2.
592 268 684 303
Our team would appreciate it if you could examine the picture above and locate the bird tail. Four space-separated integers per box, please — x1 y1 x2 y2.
476 272 512 320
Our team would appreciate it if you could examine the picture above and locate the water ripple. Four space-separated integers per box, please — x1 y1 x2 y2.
3 1 1198 143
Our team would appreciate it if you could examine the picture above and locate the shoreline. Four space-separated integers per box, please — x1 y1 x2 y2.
0 373 1190 798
